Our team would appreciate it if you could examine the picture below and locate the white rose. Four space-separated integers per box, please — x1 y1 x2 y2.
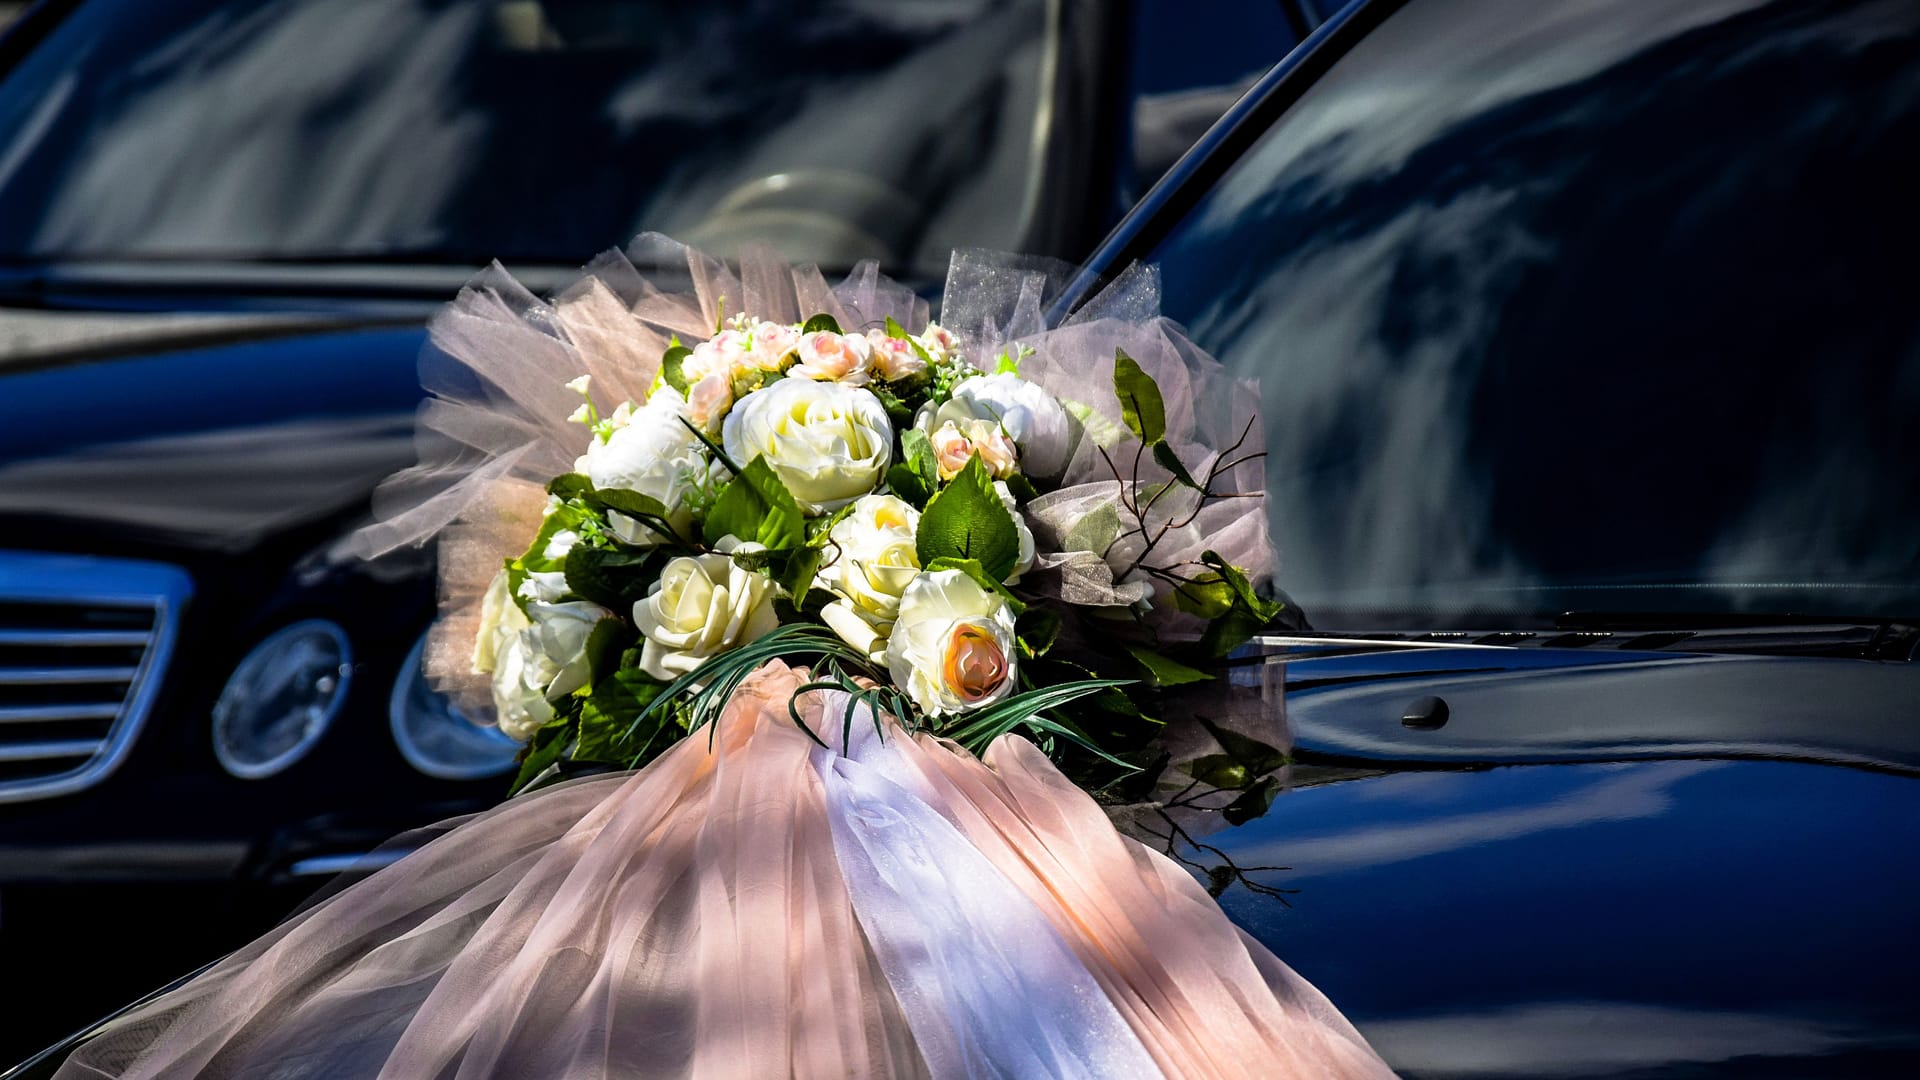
886 569 1018 716
917 322 959 362
721 378 892 514
815 494 921 661
490 599 612 741
587 388 705 544
472 570 521 674
515 528 581 603
790 330 873 384
918 372 1071 479
631 543 781 680
994 481 1035 585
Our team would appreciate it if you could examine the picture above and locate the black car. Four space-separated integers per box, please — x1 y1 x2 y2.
21 0 1916 1076
1054 0 1920 1074
0 0 1322 1060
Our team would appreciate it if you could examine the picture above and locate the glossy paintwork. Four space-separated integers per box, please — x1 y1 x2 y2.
1207 758 1920 1076
0 325 427 551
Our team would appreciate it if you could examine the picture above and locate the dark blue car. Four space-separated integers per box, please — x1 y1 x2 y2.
10 0 1920 1075
1055 0 1920 1074
0 0 1261 1058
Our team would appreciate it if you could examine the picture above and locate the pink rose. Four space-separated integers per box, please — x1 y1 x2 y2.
686 372 734 434
790 331 873 384
930 421 975 481
868 329 928 382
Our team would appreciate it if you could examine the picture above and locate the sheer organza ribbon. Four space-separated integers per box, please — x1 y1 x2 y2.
812 693 1164 1080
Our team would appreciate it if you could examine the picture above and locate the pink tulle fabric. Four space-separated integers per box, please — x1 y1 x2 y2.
56 663 1387 1080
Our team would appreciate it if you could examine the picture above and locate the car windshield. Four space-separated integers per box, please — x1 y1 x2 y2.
1147 0 1920 625
0 0 1053 278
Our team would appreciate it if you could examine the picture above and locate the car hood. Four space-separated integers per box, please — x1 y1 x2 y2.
1171 643 1920 1077
1206 756 1920 1078
0 317 429 554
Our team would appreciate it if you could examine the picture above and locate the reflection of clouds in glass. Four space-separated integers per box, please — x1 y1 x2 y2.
1190 189 1546 598
33 0 485 256
1364 1000 1888 1077
613 1 1041 270
1240 761 1719 877
1701 404 1920 597
0 69 74 195
1190 0 1764 229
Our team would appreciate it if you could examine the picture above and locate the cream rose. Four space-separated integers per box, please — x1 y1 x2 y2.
586 388 705 545
815 494 921 661
790 330 874 384
631 544 781 680
487 598 612 741
919 372 1071 479
994 482 1036 584
721 378 892 514
886 569 1018 716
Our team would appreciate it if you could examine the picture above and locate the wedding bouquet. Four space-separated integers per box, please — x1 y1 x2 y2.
449 246 1284 794
62 241 1394 1080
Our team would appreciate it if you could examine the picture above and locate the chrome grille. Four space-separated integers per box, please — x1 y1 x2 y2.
0 552 191 802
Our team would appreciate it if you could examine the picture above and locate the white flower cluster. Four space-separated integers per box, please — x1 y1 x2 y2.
475 314 1079 729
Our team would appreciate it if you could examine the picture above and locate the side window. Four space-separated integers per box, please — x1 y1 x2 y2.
1150 0 1920 625
1127 0 1310 198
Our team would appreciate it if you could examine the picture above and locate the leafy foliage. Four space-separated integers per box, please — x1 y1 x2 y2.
885 429 939 508
916 455 1021 582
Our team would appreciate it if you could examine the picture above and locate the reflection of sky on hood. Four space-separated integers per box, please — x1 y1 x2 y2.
1199 759 1920 1075
1151 0 1920 621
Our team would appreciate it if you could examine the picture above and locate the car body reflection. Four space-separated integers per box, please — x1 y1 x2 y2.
1203 758 1920 1076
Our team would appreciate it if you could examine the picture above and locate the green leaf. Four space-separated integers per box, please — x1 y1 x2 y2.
588 486 672 524
916 454 1021 582
1151 440 1202 489
1113 348 1166 444
564 545 659 613
801 313 841 334
660 342 692 393
704 456 804 549
1123 644 1214 687
1169 574 1236 619
584 616 636 687
1192 551 1286 658
547 472 593 500
508 716 574 796
1063 501 1123 554
885 428 939 508
925 556 1026 617
1185 753 1250 790
884 315 912 341
1015 606 1061 658
870 382 914 426
1222 777 1280 826
577 669 673 765
774 544 825 600
1190 714 1289 787
1001 471 1041 504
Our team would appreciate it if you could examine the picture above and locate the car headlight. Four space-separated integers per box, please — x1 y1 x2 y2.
212 619 352 779
389 629 518 780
